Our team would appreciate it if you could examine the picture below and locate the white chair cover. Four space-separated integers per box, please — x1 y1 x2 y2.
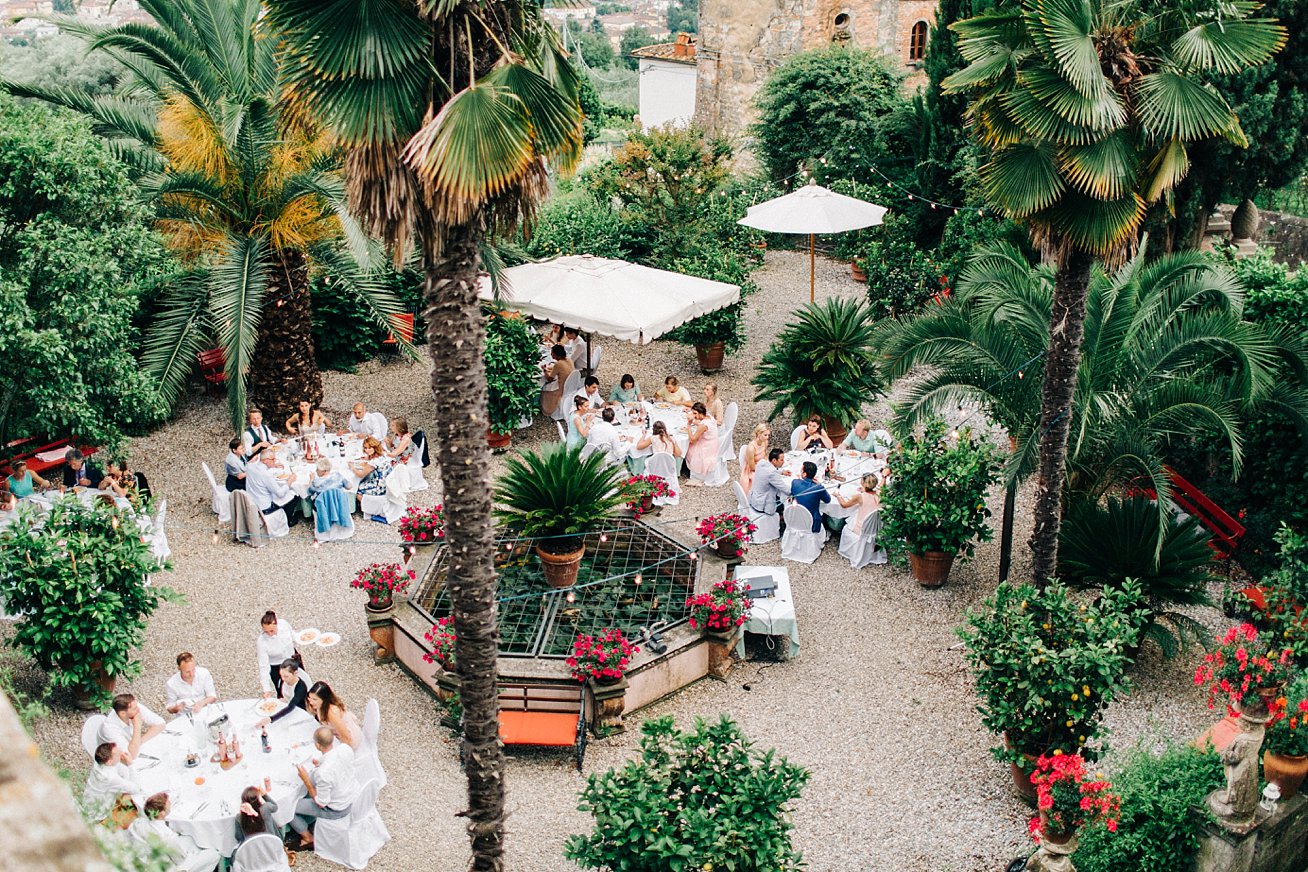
360 467 408 525
405 437 429 492
585 344 602 373
718 402 739 462
780 502 826 564
732 482 780 544
313 780 390 871
81 714 108 758
201 462 231 523
232 833 290 872
355 698 387 790
644 454 680 506
561 370 583 405
789 425 808 450
838 510 888 570
230 491 287 547
690 456 729 488
148 499 171 560
555 420 567 442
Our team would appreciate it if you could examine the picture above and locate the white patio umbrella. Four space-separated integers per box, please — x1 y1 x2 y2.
737 179 888 302
476 254 740 345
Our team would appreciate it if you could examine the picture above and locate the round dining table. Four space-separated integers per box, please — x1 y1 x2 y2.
130 699 317 856
271 433 366 499
781 449 886 518
614 402 691 458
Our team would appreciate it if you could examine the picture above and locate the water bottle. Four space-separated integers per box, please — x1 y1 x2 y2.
261 727 271 753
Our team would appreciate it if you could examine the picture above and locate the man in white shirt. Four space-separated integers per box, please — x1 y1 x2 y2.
584 407 625 464
290 726 360 848
165 652 218 715
97 693 166 765
343 403 388 439
130 793 221 872
572 376 604 411
84 742 143 818
240 407 278 455
244 454 301 527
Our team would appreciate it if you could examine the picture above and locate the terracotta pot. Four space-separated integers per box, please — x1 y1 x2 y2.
434 667 460 703
486 429 513 450
909 550 956 587
640 494 655 515
74 661 116 711
1264 752 1308 800
366 596 394 613
365 601 395 664
536 543 585 588
1005 735 1039 803
821 415 848 446
592 673 624 686
851 262 868 282
1038 812 1075 845
751 239 767 251
714 539 742 560
695 342 726 374
704 629 739 680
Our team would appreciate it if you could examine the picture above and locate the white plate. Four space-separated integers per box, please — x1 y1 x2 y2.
255 699 281 715
316 632 340 648
296 628 320 645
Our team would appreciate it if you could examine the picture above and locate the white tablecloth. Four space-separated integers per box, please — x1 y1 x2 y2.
132 700 316 856
733 565 800 660
272 434 365 499
615 402 691 457
781 450 884 518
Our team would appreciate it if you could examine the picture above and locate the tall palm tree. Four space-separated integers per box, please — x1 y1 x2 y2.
261 2 583 868
3 0 410 428
942 0 1286 583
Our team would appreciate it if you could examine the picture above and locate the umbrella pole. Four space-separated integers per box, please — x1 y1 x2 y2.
809 233 815 303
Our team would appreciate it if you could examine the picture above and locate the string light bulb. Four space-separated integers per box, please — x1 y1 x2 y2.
634 573 643 585
599 533 608 543
212 532 219 544
566 590 576 603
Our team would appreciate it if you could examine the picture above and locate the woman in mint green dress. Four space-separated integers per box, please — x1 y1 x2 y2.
566 395 590 449
609 374 642 403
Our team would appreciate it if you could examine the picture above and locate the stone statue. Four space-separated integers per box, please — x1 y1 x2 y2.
1207 695 1271 831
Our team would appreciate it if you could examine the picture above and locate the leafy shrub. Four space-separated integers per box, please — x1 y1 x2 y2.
860 213 948 319
310 265 423 372
565 715 809 872
521 190 632 261
937 209 1031 287
1261 524 1308 666
483 309 540 435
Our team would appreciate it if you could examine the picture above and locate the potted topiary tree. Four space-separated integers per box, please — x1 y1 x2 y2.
666 304 746 374
878 420 1001 586
0 497 177 709
752 297 882 444
494 443 634 588
484 307 541 450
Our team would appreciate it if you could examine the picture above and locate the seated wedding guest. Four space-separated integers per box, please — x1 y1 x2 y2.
97 462 133 501
63 448 105 489
349 437 392 507
244 453 300 527
290 726 359 850
256 610 299 698
84 743 142 819
562 327 581 356
584 407 624 462
683 402 721 486
384 418 414 461
540 345 574 416
98 693 165 765
789 461 831 532
654 375 692 406
256 659 311 727
342 403 388 439
836 472 884 537
121 457 152 503
609 373 642 403
286 399 330 436
541 322 563 348
703 382 725 425
840 420 881 455
791 415 834 451
572 375 604 411
235 779 281 845
225 438 248 491
6 460 49 498
748 449 790 516
738 424 771 493
566 395 591 449
308 458 353 538
165 652 218 715
131 793 221 872
241 408 278 455
307 682 361 749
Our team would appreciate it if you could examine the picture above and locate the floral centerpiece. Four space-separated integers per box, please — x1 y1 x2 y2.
697 513 757 559
625 475 675 518
686 578 750 636
1193 623 1294 716
422 617 457 670
1027 752 1120 843
566 629 639 684
350 562 414 609
399 504 445 545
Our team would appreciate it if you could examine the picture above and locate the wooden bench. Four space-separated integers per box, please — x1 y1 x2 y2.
380 313 415 351
497 681 588 771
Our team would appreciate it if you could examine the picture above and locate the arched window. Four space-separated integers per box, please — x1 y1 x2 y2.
909 21 928 62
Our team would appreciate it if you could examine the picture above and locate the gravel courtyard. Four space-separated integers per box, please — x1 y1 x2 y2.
26 250 1225 872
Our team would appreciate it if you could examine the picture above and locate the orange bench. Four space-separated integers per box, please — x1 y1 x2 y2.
497 682 588 771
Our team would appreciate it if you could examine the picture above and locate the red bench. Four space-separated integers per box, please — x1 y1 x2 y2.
380 313 415 350
1135 466 1246 558
1 436 100 479
197 348 227 391
497 682 588 771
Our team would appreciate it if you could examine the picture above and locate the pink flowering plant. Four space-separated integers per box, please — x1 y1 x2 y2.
696 513 757 557
422 617 457 670
566 629 639 683
350 562 414 607
1193 623 1294 715
399 504 445 544
1026 752 1120 841
625 475 675 518
685 578 750 633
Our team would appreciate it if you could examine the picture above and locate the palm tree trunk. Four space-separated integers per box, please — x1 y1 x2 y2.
1027 247 1093 585
424 221 505 872
247 249 323 422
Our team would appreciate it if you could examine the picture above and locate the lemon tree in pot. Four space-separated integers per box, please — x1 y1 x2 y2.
879 420 1000 586
494 443 634 588
484 308 541 449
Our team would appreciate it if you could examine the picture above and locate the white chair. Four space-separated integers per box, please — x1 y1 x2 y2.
570 341 588 372
690 455 729 488
789 425 808 450
555 420 567 442
232 833 290 872
560 370 582 406
360 467 408 525
644 453 681 506
365 411 388 440
838 511 888 569
313 780 390 870
81 714 108 758
583 344 602 374
201 462 230 524
231 490 288 545
732 482 780 544
355 698 387 789
405 436 429 492
148 499 171 561
718 402 739 462
780 502 826 564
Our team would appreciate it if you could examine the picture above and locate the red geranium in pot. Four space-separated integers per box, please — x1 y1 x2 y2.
566 628 639 684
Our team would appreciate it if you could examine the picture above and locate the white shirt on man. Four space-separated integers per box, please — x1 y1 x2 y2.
311 743 360 810
97 703 164 750
256 619 298 694
83 761 142 817
347 412 387 440
572 388 603 411
165 666 217 710
584 419 624 462
241 424 275 453
244 460 293 512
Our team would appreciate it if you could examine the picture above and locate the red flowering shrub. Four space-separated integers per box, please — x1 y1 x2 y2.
399 504 445 544
1027 752 1120 841
1193 623 1294 715
566 629 639 683
1265 672 1308 756
696 513 757 557
350 562 414 607
422 616 457 669
685 578 750 633
625 475 675 518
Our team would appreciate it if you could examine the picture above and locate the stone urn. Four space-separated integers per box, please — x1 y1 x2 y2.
589 676 628 734
434 666 460 703
1027 813 1078 872
1231 199 1260 241
908 550 955 587
365 599 396 664
704 628 740 680
536 543 585 588
695 342 726 374
1263 752 1308 800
